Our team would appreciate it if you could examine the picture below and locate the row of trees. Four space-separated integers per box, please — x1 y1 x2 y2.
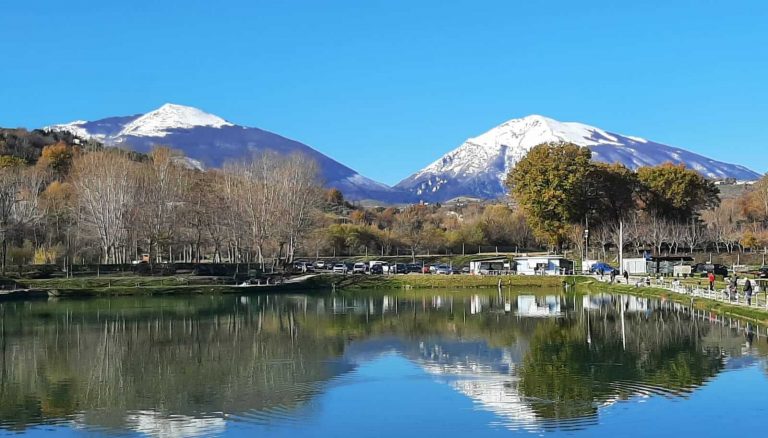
309 143 766 261
506 143 720 251
2 136 767 271
0 144 321 273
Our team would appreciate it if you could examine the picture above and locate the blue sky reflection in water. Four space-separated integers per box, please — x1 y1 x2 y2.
1 292 767 437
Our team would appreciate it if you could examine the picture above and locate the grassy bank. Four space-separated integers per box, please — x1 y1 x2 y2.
580 278 768 325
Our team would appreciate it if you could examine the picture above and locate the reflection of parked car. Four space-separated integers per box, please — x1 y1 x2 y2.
589 262 615 274
370 264 384 275
353 263 367 274
693 263 728 277
332 264 348 274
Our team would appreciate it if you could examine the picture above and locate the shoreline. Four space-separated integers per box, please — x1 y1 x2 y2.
5 274 768 325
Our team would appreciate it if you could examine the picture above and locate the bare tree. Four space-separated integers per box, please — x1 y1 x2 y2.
0 166 23 274
682 218 703 254
646 214 671 255
71 151 138 263
272 154 321 264
136 147 190 264
0 166 44 274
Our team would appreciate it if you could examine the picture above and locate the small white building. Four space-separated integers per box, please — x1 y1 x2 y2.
469 258 513 275
514 256 573 275
622 258 648 275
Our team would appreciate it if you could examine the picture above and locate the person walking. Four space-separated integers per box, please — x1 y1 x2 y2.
623 270 629 284
744 278 753 306
610 269 616 284
708 271 715 291
729 275 738 301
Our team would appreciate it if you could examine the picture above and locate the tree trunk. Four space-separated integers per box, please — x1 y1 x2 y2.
1 235 6 277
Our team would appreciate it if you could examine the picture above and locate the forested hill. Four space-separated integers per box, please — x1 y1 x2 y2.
0 128 103 163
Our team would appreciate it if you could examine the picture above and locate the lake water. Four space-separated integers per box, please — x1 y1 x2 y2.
1 290 766 437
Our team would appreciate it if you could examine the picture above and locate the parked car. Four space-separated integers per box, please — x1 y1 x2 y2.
370 264 384 275
352 262 367 274
435 264 453 275
392 263 408 274
758 267 768 279
406 263 422 273
293 261 314 272
332 264 348 274
589 262 615 274
314 260 327 270
421 265 432 274
693 263 728 277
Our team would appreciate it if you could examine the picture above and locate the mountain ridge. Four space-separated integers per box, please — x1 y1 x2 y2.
45 107 760 204
46 104 410 202
395 115 760 202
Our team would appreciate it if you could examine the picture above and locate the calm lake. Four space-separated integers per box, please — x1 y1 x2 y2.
1 290 766 437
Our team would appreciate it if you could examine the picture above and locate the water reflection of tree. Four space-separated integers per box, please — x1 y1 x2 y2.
518 309 724 426
0 297 352 432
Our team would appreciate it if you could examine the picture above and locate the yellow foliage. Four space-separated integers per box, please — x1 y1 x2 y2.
33 247 59 264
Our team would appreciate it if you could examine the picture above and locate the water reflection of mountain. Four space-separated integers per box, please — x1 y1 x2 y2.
0 292 764 435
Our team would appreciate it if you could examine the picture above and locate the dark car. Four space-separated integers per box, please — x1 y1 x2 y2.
392 263 408 274
370 264 384 275
757 267 768 279
693 263 728 277
406 263 422 273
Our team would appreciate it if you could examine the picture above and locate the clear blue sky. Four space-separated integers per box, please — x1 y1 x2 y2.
2 0 767 184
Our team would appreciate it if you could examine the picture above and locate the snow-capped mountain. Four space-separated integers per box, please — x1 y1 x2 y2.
396 115 761 202
47 104 409 202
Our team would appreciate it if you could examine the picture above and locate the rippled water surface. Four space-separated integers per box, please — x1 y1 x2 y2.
1 290 767 437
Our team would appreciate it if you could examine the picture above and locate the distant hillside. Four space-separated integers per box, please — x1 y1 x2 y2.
0 128 102 163
46 103 413 202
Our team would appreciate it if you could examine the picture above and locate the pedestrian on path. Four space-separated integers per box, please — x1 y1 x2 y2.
623 270 629 284
610 270 616 284
729 275 738 301
708 272 715 291
744 278 753 306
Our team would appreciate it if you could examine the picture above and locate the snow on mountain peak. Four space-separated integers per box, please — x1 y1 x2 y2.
414 114 623 181
469 114 622 151
118 103 233 137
